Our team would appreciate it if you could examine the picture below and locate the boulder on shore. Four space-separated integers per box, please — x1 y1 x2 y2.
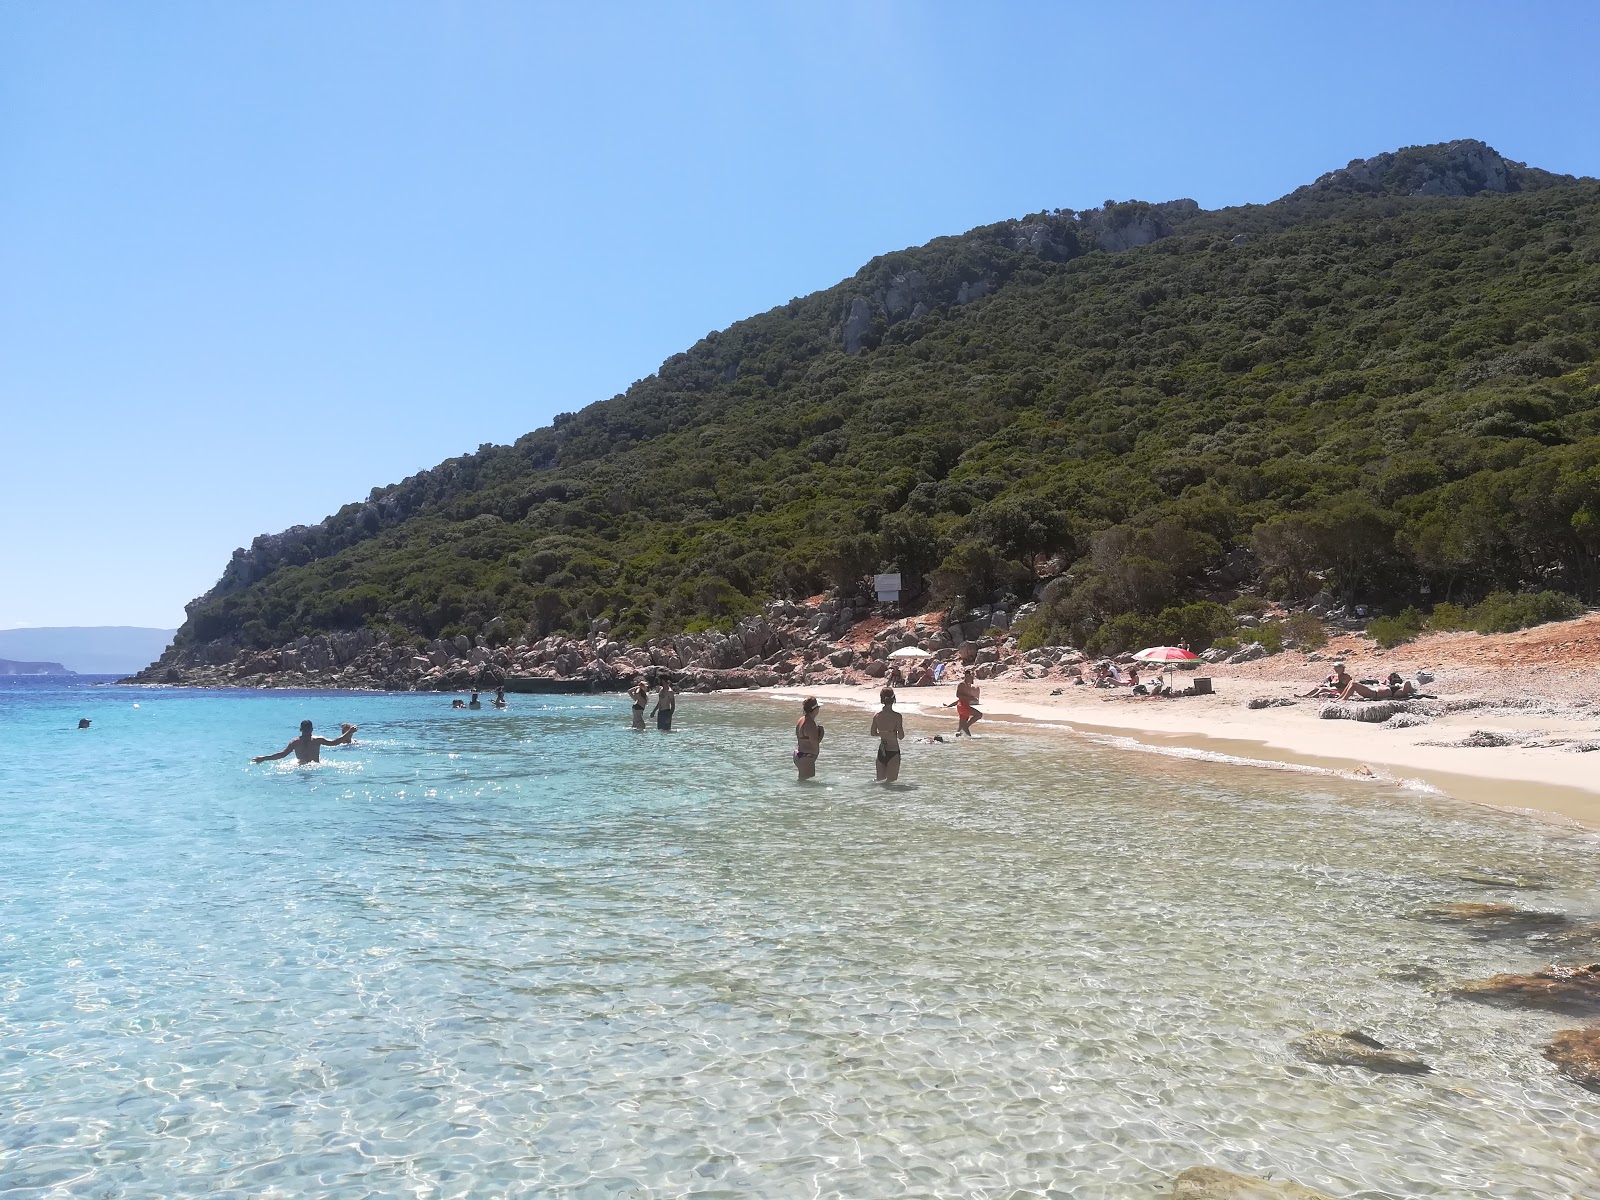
1543 1027 1600 1093
1291 1029 1430 1074
1454 962 1600 1015
1171 1166 1339 1200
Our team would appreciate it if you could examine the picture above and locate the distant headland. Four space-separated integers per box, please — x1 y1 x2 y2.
0 657 75 676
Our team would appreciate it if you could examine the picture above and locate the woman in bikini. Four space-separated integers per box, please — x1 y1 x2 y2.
628 679 649 729
871 687 904 783
793 696 824 780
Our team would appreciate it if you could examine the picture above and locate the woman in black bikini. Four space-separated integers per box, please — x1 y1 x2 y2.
870 687 904 784
794 696 824 780
628 680 648 729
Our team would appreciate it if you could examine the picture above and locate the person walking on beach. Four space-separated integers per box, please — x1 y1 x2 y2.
871 688 904 783
252 720 358 764
950 671 983 736
794 696 824 780
651 679 677 731
628 680 649 729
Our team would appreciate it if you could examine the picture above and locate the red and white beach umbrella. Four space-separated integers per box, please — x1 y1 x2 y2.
1132 645 1199 664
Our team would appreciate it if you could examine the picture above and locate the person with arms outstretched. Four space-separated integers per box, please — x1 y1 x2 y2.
252 720 357 764
870 688 904 783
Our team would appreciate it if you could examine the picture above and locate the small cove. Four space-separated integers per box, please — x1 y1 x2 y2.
2 680 1597 1198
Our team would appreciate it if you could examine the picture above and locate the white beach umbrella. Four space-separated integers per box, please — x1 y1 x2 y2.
888 646 932 659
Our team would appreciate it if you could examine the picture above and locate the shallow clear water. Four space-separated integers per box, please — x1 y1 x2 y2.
2 679 1598 1199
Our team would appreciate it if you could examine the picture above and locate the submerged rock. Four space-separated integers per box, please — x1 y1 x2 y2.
1171 1166 1338 1200
1291 1029 1431 1074
1455 963 1600 1015
1536 921 1600 957
1455 870 1550 890
1543 1027 1600 1093
1410 902 1570 936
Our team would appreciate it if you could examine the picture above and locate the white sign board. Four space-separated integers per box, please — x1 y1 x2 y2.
873 572 902 603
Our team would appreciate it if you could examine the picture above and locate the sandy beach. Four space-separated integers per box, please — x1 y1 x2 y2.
756 623 1600 830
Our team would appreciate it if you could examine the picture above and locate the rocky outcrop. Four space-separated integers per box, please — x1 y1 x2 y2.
1455 962 1600 1015
1295 139 1580 199
1171 1166 1338 1200
123 597 1063 695
1543 1027 1600 1093
842 296 874 355
1291 1029 1430 1074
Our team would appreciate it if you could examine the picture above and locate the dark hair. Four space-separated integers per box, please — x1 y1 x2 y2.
300 719 313 732
880 687 896 703
802 696 818 711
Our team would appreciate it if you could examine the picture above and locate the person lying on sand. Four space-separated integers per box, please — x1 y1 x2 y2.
252 720 357 764
1374 671 1417 699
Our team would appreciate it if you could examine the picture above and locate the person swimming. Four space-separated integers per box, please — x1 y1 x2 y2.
252 720 357 764
467 692 482 710
450 698 466 709
870 687 904 783
492 685 508 709
628 680 648 729
77 718 91 729
793 696 824 780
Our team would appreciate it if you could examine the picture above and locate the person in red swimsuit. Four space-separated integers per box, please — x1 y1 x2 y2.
952 672 983 737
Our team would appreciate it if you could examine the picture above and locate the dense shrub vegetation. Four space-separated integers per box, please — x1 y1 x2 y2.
174 144 1600 654
1368 590 1586 647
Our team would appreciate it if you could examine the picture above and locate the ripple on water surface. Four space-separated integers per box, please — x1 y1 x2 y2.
1 682 1598 1198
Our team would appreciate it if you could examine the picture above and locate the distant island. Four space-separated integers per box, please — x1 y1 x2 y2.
0 658 75 676
0 627 176 675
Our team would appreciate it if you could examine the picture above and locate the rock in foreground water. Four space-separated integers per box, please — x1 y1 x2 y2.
1291 1029 1431 1074
1410 902 1570 935
1455 869 1549 890
1172 1166 1338 1200
1543 1027 1600 1093
1455 963 1600 1015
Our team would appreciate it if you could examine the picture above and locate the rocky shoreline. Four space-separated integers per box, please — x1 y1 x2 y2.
122 595 1090 693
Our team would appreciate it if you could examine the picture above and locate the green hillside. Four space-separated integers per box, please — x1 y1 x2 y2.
171 141 1600 659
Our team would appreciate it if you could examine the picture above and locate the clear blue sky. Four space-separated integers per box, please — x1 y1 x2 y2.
3 1 1597 629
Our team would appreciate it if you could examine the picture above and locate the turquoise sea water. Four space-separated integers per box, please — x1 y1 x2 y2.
2 677 1599 1199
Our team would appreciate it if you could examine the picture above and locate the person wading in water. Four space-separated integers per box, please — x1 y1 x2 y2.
793 696 824 780
651 679 677 731
628 680 649 730
870 688 904 784
949 671 983 737
252 720 358 764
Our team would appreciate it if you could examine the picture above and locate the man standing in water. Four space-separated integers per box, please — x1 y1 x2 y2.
252 720 358 764
793 696 823 780
651 678 676 731
951 670 983 737
870 687 904 784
